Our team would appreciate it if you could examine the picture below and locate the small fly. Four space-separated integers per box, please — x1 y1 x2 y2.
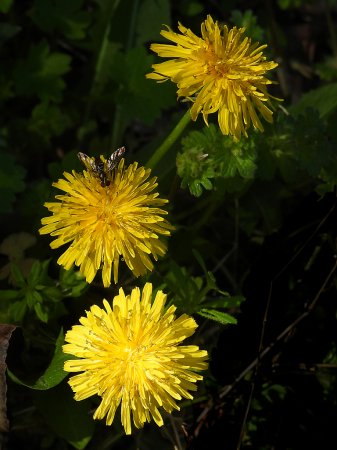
78 147 126 187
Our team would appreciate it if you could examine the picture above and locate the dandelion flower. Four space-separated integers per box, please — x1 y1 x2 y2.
147 15 282 141
39 156 173 287
63 283 209 434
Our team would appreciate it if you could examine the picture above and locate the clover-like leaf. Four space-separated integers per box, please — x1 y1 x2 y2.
14 39 71 102
31 0 91 40
28 102 68 144
110 46 176 126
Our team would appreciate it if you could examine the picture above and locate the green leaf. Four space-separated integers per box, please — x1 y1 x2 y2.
179 0 204 16
34 303 49 322
288 83 337 120
111 46 176 126
192 249 208 277
33 290 43 304
28 101 68 144
0 152 26 213
0 22 21 48
59 265 88 297
34 381 94 449
177 145 216 197
294 108 330 176
200 296 246 309
7 328 78 390
136 0 171 45
214 141 257 178
31 0 91 40
0 290 21 300
197 309 238 325
230 9 264 43
315 56 337 82
11 264 26 288
0 0 12 13
42 286 62 302
14 39 71 102
179 123 256 196
27 261 42 286
10 300 27 321
39 259 53 286
169 260 190 302
19 180 54 223
26 290 36 308
68 281 89 297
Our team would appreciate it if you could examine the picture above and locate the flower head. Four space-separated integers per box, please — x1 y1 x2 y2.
39 157 173 287
63 283 208 434
147 15 282 141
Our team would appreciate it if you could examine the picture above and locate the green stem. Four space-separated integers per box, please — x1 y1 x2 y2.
145 108 192 170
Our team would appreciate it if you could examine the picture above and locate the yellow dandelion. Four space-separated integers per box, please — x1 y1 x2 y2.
39 155 174 287
63 283 209 434
146 15 282 141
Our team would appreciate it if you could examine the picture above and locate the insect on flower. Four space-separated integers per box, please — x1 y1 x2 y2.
78 147 126 187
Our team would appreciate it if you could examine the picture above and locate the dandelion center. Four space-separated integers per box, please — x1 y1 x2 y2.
39 159 174 287
147 15 282 141
63 284 209 434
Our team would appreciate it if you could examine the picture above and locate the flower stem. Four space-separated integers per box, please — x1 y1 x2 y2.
146 108 192 170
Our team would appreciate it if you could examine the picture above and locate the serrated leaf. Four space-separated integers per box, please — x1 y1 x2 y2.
111 46 176 126
201 177 213 190
216 144 257 178
14 39 71 102
136 0 171 45
7 328 78 390
201 296 246 309
230 9 264 43
288 82 337 120
31 0 91 40
197 309 238 325
28 101 68 144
